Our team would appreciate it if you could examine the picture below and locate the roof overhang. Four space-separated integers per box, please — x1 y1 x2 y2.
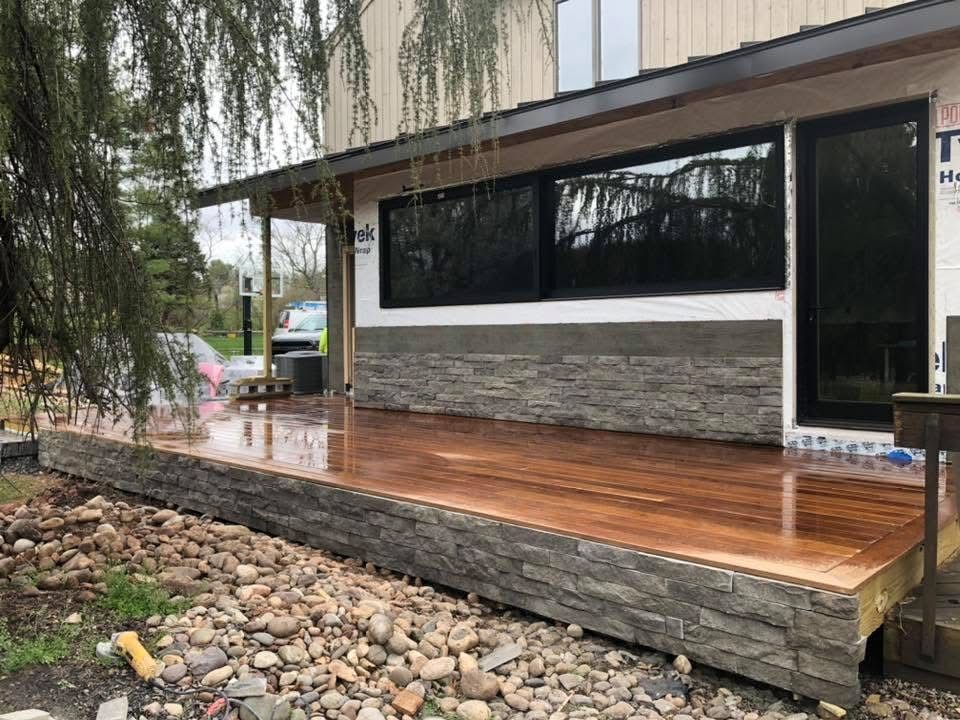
196 0 960 210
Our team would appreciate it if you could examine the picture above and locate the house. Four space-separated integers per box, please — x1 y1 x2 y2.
201 0 960 453
170 0 960 704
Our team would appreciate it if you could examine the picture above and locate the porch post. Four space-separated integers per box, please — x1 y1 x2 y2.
262 214 273 379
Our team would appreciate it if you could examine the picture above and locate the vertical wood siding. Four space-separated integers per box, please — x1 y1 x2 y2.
323 0 911 153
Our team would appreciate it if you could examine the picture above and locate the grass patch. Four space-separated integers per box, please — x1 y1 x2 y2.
201 333 264 357
0 618 82 674
421 697 458 720
0 474 51 505
96 569 190 620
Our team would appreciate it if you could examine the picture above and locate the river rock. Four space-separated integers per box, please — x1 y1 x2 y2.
457 701 491 720
266 616 299 638
253 650 280 669
189 646 228 676
202 665 234 686
420 656 456 681
367 613 393 644
461 669 499 700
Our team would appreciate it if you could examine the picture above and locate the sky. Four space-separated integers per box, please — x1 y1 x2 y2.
195 74 322 265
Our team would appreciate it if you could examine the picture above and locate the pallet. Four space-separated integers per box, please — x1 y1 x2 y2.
229 376 293 400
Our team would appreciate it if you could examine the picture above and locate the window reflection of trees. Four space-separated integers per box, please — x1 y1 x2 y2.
554 143 781 291
388 188 536 302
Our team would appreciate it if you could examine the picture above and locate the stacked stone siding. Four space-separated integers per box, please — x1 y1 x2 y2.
40 430 862 706
353 321 783 445
355 353 782 444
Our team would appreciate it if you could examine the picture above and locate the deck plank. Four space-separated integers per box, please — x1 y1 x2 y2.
59 396 959 594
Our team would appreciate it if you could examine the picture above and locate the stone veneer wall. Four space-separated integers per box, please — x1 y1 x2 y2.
353 321 783 445
40 430 863 705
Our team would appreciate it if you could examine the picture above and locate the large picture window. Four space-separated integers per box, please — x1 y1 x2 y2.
551 131 784 296
380 182 537 307
378 128 785 308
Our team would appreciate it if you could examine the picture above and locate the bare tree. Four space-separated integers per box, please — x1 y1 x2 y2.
274 224 327 296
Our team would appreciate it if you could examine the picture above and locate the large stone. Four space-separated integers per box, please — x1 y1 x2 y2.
456 701 491 720
161 663 189 684
202 666 235 687
266 616 300 639
357 709 386 720
235 564 260 585
253 651 280 669
190 628 216 646
447 623 479 654
320 692 347 710
188 646 228 676
460 670 499 701
419 656 456 681
278 645 306 665
366 613 393 644
5 519 40 543
12 538 35 553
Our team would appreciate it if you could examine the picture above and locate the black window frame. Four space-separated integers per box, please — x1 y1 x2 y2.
378 125 786 308
544 125 787 300
378 174 542 309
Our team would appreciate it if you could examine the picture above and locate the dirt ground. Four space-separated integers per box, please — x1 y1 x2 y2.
0 588 156 718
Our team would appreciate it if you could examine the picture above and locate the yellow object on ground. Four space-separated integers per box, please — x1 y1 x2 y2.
113 631 159 680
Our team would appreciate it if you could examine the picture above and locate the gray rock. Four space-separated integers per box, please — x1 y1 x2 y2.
251 632 275 646
266 616 300 639
383 666 411 687
161 663 189 684
367 645 387 666
5 518 40 543
367 614 393 645
240 694 279 720
320 692 347 710
559 674 584 691
278 645 306 665
188 646 228 676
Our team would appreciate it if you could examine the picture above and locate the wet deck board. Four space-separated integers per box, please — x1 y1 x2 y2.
56 396 958 594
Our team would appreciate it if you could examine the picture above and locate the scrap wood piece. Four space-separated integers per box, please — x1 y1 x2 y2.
478 642 522 672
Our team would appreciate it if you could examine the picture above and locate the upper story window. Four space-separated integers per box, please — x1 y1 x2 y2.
557 0 640 92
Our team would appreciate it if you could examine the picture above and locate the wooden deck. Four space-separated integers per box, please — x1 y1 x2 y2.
66 396 958 596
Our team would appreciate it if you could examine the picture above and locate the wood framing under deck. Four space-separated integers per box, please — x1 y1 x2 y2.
37 397 960 705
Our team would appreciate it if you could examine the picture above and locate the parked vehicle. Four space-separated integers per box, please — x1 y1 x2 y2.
271 312 328 356
277 301 327 333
